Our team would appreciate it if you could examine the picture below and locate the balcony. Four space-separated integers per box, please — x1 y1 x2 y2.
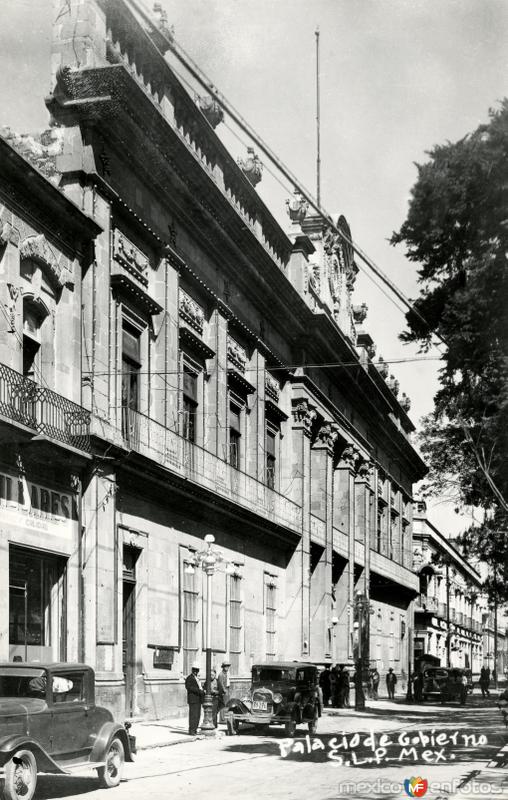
438 602 448 619
0 362 90 452
123 408 301 533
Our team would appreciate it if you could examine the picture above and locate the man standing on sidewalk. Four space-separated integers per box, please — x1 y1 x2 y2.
185 663 204 735
386 668 397 700
217 661 231 722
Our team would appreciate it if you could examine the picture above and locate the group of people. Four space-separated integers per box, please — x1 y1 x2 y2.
479 665 492 698
318 664 351 708
185 660 231 735
319 664 398 705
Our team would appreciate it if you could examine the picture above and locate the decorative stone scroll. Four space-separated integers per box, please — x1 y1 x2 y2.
20 235 73 288
237 147 263 187
227 336 247 374
400 392 411 412
265 374 280 402
356 457 373 481
352 303 368 325
113 229 149 285
179 289 204 334
337 444 358 470
196 95 224 129
291 399 317 435
314 422 339 451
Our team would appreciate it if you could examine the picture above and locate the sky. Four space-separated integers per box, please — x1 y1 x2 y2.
1 0 506 535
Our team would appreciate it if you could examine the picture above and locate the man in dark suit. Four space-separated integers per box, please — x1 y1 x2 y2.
185 663 204 735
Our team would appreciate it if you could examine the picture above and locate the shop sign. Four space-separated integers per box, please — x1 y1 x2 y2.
0 470 77 540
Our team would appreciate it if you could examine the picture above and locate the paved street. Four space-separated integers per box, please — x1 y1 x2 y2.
34 697 507 800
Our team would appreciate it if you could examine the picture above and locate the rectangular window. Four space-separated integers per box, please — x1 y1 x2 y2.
182 563 199 675
229 574 242 675
266 426 276 489
122 323 141 406
229 401 241 469
182 363 198 442
264 575 277 661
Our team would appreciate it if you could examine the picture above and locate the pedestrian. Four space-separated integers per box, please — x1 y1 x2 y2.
386 668 397 700
185 663 204 735
479 666 490 698
319 664 332 707
330 665 340 707
371 667 380 700
217 660 231 722
342 668 351 707
210 668 219 727
413 670 424 703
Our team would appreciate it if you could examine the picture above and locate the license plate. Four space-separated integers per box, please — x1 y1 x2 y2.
252 700 267 711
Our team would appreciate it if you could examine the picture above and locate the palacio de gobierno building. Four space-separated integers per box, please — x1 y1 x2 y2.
0 0 426 719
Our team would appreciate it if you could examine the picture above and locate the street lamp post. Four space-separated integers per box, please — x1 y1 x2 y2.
185 534 233 737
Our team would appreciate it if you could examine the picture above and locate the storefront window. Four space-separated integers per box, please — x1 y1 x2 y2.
9 547 66 661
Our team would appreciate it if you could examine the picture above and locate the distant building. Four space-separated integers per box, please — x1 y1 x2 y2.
0 0 427 719
413 500 508 677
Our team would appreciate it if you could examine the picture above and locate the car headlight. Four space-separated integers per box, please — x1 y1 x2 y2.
273 693 282 703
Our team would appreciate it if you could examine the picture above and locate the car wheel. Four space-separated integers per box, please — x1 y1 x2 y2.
308 711 319 735
97 737 125 788
284 720 297 737
3 750 37 800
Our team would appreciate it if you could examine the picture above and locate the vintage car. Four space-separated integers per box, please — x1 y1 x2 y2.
421 667 471 704
0 663 135 800
225 662 321 736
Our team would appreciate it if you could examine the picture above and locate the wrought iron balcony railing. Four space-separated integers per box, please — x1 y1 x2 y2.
122 407 301 533
0 362 90 452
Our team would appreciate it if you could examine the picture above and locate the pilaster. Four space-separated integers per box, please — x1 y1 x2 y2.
283 398 316 658
206 307 228 458
333 445 357 661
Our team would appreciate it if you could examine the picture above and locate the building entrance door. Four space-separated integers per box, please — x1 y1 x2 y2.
122 545 139 718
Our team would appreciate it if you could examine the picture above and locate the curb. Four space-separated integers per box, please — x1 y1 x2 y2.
136 735 197 750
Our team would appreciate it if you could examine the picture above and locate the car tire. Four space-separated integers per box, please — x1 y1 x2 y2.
3 749 37 800
308 711 318 735
284 720 297 737
97 737 125 788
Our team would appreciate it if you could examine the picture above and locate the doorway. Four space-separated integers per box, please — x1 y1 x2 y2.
122 545 139 718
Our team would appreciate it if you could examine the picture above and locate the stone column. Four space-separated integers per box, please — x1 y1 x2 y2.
333 445 357 661
355 459 374 673
283 399 316 658
310 423 336 661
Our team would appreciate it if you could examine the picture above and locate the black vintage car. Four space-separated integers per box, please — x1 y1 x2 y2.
0 663 135 800
225 662 322 736
421 667 471 704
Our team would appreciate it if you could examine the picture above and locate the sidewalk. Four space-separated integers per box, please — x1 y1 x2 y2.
129 716 202 750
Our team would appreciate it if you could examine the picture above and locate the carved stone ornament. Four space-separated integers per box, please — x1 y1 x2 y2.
400 392 411 412
366 341 377 359
152 2 174 38
291 400 317 433
356 458 373 481
314 422 337 450
265 374 280 402
113 229 149 284
20 235 73 288
227 336 247 374
352 302 368 325
286 188 308 226
338 444 357 470
0 220 20 247
386 374 400 397
376 356 389 378
5 283 21 332
237 147 263 187
179 289 204 334
308 261 320 293
196 94 224 129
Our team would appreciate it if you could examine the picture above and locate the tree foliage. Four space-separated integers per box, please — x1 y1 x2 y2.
391 100 508 583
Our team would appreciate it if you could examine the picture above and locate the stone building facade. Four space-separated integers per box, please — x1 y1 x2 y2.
0 0 426 719
412 501 486 675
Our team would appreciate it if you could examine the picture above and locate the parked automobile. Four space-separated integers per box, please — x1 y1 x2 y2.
421 667 471 704
225 662 322 736
0 663 135 800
